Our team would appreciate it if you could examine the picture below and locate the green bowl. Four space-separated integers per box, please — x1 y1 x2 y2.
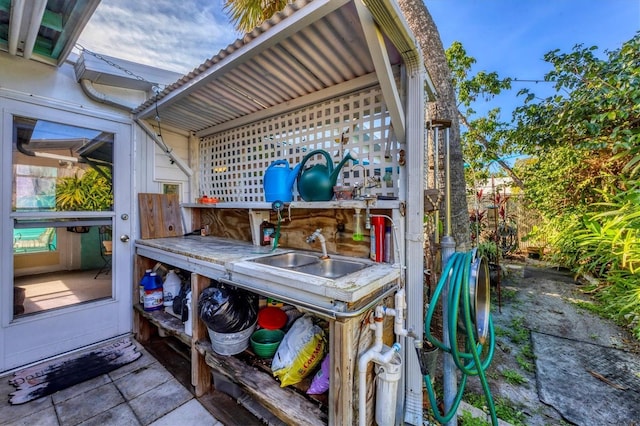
250 329 285 358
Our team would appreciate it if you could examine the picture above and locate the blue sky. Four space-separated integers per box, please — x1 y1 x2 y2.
427 0 639 118
429 0 639 79
77 0 639 119
78 0 235 74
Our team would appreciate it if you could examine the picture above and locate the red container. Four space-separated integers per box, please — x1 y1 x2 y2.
370 216 385 262
257 307 287 330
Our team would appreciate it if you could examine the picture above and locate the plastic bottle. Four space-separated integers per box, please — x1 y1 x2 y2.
384 226 392 263
139 269 152 305
370 216 385 262
353 210 364 241
163 270 182 307
260 220 275 246
184 291 192 336
383 167 393 188
143 272 164 311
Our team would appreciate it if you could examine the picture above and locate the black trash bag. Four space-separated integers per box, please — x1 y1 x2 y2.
198 282 258 333
172 281 190 317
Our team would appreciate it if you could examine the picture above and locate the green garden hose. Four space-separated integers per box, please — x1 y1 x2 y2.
271 201 283 251
271 214 281 251
423 251 498 425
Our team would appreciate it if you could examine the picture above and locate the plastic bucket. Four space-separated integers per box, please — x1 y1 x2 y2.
208 322 256 356
250 328 285 358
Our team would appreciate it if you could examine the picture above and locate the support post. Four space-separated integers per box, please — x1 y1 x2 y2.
441 124 457 426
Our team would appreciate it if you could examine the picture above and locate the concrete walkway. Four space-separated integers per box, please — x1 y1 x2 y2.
482 263 640 425
4 264 639 426
0 340 222 426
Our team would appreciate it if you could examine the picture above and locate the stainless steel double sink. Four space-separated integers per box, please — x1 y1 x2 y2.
250 252 370 279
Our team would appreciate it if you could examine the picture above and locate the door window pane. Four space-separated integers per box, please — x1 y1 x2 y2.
12 116 114 317
13 116 113 212
13 227 57 253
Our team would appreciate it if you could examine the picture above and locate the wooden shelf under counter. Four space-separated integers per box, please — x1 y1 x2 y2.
134 272 212 398
134 238 398 425
195 339 328 426
133 304 190 346
135 303 328 425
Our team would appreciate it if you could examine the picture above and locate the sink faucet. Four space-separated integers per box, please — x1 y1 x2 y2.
306 229 329 259
352 164 367 199
352 163 380 199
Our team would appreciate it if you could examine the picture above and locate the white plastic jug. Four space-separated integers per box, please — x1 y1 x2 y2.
163 270 182 307
184 291 192 336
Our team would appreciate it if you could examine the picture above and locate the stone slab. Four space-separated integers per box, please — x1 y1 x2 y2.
532 331 640 425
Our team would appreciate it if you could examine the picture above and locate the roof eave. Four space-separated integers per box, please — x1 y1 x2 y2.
134 0 350 121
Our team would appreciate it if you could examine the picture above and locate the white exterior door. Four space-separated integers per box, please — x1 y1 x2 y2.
1 97 134 372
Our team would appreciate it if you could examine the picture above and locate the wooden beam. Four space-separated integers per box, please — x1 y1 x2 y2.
191 273 211 397
354 0 406 143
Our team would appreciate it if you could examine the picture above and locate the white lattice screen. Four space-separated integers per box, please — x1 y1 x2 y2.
199 86 401 202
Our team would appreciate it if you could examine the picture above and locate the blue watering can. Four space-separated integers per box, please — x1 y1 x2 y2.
263 159 301 202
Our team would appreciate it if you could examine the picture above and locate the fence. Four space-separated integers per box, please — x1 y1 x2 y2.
468 192 546 255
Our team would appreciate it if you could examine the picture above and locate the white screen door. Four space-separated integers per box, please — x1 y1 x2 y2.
1 99 133 372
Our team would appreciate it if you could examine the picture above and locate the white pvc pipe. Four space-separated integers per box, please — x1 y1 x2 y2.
381 288 409 339
357 309 401 426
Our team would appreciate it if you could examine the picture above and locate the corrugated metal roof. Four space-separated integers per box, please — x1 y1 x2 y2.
133 0 406 137
0 0 100 66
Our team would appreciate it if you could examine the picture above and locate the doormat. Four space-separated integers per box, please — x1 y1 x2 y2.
8 337 142 405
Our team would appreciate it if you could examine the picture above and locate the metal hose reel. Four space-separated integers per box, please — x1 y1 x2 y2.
424 118 497 425
468 253 491 345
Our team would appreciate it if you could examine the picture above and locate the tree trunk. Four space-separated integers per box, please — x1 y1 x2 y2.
398 0 471 251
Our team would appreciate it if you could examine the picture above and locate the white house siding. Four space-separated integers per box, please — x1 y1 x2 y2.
1 54 95 106
0 51 192 239
132 122 192 233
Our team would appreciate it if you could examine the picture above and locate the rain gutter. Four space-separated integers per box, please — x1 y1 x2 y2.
78 78 193 178
360 1 430 424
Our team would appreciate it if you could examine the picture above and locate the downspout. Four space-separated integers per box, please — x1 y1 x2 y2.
403 66 428 426
360 2 431 424
78 79 193 178
79 78 138 111
358 307 402 426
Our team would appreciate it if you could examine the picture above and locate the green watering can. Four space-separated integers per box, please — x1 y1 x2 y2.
296 149 356 201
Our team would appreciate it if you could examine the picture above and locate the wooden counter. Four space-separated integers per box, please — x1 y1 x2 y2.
134 235 400 425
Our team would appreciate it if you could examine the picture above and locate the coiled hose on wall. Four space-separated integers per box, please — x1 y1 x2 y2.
423 251 498 425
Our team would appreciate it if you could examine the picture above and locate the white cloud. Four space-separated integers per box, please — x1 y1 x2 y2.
78 0 240 74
